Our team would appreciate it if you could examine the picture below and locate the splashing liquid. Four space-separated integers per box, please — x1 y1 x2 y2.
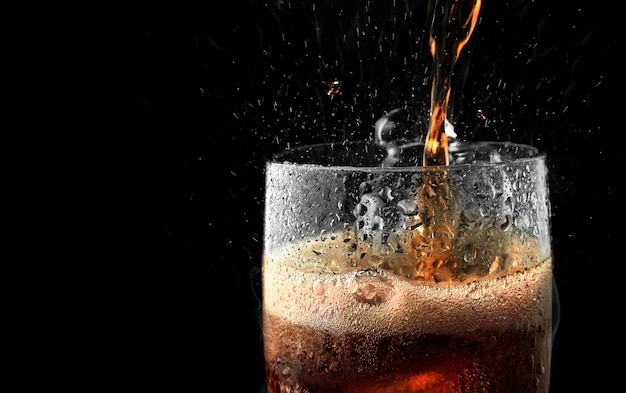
424 0 482 166
264 3 555 392
411 0 483 271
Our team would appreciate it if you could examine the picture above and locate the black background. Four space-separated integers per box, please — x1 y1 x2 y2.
100 0 619 391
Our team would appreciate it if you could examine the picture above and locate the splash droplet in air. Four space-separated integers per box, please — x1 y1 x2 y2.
327 80 341 96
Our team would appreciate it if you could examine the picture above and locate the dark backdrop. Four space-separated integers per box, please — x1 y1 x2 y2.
104 1 619 391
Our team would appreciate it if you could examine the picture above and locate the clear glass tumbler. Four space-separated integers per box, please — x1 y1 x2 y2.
262 140 553 393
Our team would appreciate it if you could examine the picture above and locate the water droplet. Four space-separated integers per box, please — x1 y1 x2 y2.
327 80 341 96
359 181 372 194
438 223 455 238
473 180 493 199
500 214 512 231
537 362 546 375
348 270 394 305
354 193 388 232
378 186 394 203
488 256 501 274
397 198 418 215
463 244 478 264
313 280 325 296
272 356 300 381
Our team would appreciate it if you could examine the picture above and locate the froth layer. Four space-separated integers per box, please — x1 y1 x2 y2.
263 258 552 336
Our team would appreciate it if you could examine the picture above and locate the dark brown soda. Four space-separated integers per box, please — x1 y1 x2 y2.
264 312 551 393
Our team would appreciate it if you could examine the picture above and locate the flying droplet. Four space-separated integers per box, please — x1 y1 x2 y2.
463 244 478 264
313 280 325 296
397 198 418 216
327 80 341 96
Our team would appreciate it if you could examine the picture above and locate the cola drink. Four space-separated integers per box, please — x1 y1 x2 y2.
263 235 552 393
262 141 553 393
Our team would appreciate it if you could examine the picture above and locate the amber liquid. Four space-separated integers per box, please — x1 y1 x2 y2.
262 235 552 393
424 0 481 166
264 316 551 393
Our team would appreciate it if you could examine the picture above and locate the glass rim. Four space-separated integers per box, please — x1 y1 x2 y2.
269 140 546 172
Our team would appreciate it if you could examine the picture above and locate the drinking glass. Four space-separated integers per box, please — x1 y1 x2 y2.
262 140 553 393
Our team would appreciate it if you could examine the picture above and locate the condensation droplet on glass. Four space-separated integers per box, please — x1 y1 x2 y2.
397 199 418 216
489 256 501 274
348 270 394 305
504 196 514 213
313 280 325 296
378 186 394 203
537 362 546 375
500 214 512 231
463 244 478 264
